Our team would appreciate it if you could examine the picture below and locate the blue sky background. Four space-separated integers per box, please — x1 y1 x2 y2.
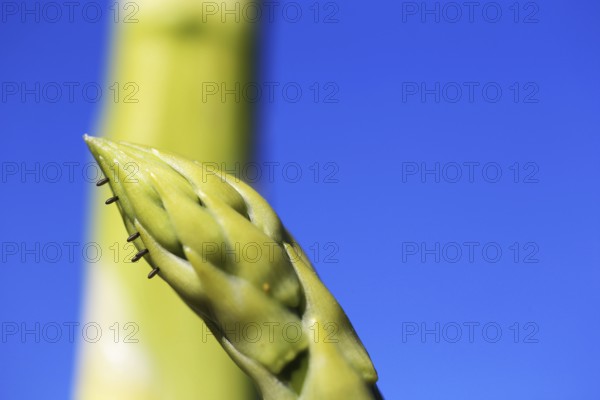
1 1 599 399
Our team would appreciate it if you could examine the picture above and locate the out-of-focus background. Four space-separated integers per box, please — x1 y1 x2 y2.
1 1 600 399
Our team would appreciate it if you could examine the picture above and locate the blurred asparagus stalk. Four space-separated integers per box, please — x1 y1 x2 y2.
75 1 258 399
84 137 382 399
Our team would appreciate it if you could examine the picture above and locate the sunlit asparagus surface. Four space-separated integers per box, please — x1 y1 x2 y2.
84 137 381 400
75 1 257 398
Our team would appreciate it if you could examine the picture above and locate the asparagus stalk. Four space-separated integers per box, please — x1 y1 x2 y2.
75 1 257 398
84 136 381 399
